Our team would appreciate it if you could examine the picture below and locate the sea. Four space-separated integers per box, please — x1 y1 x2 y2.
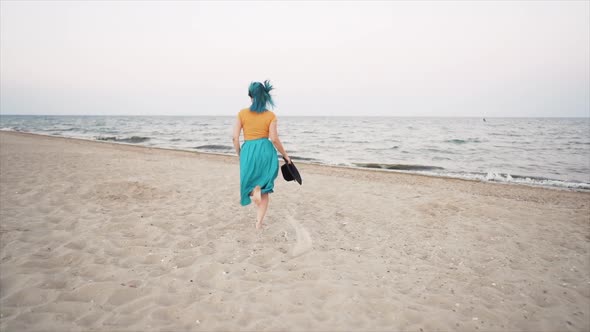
1 115 589 191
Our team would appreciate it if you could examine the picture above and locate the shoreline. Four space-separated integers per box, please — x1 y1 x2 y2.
1 130 587 194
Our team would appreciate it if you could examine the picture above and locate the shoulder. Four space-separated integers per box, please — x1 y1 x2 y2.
238 108 250 120
267 111 277 120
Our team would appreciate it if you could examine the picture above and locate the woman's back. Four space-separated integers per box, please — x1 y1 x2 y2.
238 108 276 140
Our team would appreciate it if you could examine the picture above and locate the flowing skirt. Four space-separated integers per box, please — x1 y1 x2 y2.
240 138 279 206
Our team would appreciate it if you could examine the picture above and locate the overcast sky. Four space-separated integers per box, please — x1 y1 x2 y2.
1 1 589 117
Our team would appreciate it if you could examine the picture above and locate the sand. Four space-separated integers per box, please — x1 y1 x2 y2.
0 130 589 332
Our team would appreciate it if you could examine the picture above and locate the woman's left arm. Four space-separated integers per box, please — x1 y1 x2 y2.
232 115 242 157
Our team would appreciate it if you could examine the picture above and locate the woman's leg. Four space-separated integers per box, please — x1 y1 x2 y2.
256 193 270 229
252 186 262 206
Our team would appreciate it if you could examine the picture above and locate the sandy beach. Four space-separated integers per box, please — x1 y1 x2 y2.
0 130 588 331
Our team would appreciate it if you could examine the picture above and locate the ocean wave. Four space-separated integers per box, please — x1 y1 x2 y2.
482 172 590 190
348 162 589 190
489 132 522 137
410 170 590 191
38 127 68 132
290 155 318 162
445 138 483 144
354 163 444 171
96 136 151 143
367 145 399 151
51 127 79 132
0 127 20 132
424 148 455 154
355 164 590 191
432 156 452 161
194 144 233 151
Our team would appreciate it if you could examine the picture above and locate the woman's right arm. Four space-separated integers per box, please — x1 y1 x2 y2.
232 115 242 157
269 120 291 163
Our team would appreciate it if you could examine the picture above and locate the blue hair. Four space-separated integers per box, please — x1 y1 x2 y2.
248 80 275 113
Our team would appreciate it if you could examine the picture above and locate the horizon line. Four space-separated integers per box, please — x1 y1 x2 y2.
1 114 589 119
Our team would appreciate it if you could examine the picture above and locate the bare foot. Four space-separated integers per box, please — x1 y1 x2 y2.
255 219 263 229
252 186 262 206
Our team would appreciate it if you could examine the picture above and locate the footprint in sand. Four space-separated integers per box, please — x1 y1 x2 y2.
286 215 312 257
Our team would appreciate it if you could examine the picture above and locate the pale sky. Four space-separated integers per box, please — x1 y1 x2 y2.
1 1 589 117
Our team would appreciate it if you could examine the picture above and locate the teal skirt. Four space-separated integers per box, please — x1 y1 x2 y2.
240 138 279 206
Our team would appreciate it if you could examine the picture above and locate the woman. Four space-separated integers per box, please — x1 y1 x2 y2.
232 80 291 229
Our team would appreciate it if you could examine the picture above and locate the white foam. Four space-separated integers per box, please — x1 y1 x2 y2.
425 170 590 191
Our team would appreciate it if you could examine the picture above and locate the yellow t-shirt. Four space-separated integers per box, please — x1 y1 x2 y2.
238 108 277 140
